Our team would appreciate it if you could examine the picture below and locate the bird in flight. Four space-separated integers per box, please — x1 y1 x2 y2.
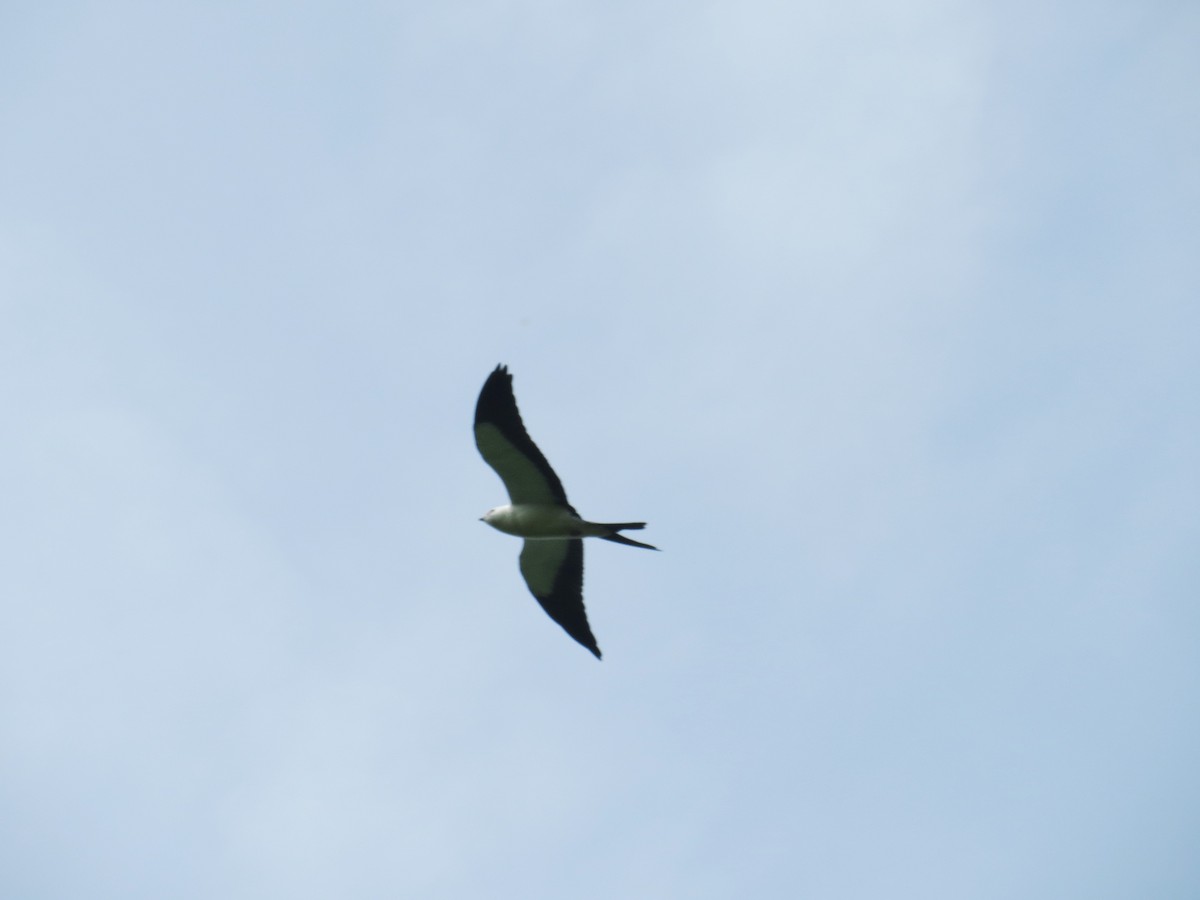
474 364 657 659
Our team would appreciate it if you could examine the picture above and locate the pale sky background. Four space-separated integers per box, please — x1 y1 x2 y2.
2 2 1198 898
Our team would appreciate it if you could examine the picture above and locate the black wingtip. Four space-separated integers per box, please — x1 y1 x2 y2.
481 364 510 394
568 628 597 657
565 629 602 660
564 614 602 660
475 366 516 427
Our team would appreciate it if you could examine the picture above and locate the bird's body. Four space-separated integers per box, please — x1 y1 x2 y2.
474 365 656 659
482 504 595 539
482 504 656 546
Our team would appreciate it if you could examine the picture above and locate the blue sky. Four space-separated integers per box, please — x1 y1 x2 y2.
2 2 1198 897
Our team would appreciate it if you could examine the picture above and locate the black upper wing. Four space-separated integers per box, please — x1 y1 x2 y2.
474 365 572 507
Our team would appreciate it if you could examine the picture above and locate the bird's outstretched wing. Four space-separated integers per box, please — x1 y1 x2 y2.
474 365 572 507
519 538 599 659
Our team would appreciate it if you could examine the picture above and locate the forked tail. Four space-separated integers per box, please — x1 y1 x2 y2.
598 522 659 551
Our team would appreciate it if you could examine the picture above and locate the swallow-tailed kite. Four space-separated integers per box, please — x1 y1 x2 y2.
474 364 657 659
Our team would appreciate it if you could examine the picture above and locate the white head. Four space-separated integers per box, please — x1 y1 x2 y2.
480 505 516 532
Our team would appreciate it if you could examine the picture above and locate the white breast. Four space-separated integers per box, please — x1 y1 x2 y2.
483 504 584 539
